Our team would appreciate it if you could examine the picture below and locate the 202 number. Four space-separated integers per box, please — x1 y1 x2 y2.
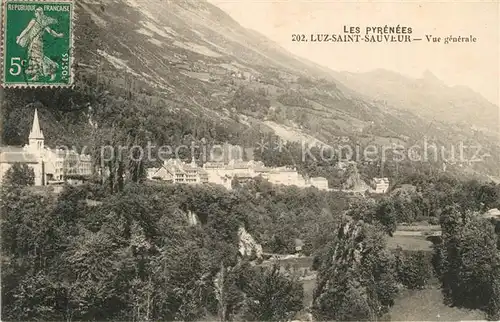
9 57 25 76
292 34 306 42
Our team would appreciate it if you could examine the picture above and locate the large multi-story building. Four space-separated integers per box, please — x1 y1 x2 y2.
306 177 330 190
147 157 330 191
0 109 92 186
267 167 307 187
147 157 210 185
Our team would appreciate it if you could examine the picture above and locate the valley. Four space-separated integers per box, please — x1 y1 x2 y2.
0 0 499 321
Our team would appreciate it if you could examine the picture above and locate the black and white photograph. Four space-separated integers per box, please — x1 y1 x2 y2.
0 0 499 321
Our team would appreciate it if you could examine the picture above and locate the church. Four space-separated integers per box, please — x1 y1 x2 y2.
0 109 93 186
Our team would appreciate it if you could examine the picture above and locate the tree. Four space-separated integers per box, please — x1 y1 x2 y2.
213 262 250 321
347 197 397 236
312 219 398 321
395 248 433 289
2 163 35 186
0 185 65 320
243 264 303 321
435 207 500 319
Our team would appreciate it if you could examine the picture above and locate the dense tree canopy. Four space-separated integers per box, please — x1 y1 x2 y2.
435 205 500 320
2 156 500 321
0 183 309 321
2 163 35 186
312 218 399 321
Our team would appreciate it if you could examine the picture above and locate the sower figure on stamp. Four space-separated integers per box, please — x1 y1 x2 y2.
16 7 64 82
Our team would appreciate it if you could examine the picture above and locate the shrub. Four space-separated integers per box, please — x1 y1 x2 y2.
396 249 433 289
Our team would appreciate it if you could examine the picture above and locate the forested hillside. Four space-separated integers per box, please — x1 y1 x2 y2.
1 0 499 319
2 0 499 184
2 169 499 320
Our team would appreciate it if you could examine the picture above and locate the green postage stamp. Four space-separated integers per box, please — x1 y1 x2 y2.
1 0 74 87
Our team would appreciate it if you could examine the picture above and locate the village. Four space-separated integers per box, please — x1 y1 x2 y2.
0 110 390 194
0 110 92 186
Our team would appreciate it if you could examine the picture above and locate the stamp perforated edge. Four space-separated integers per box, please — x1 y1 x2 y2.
0 0 75 88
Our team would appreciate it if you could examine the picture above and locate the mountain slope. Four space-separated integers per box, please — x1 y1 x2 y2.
74 0 410 142
2 0 499 180
332 69 499 133
78 0 333 86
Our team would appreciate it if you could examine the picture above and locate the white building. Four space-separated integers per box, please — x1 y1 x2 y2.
147 157 210 185
202 161 233 189
372 177 390 193
0 109 92 186
0 146 41 184
203 160 265 186
306 177 329 190
147 158 330 191
267 167 307 188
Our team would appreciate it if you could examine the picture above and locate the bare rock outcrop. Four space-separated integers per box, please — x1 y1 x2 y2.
238 226 263 259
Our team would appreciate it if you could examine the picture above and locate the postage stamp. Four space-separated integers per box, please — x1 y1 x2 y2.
1 0 74 87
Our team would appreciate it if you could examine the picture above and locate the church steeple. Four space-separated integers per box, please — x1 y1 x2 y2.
28 109 44 151
29 109 44 139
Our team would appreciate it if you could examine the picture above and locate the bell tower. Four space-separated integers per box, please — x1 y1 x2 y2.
28 109 44 152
